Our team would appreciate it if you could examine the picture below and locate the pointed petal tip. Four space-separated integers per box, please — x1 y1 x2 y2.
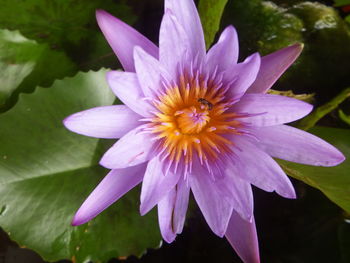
62 113 82 134
278 42 304 62
323 150 346 167
278 188 297 199
239 207 254 223
95 9 104 16
247 42 304 94
71 213 88 227
95 8 158 72
99 157 115 170
216 231 226 238
62 115 71 129
139 203 149 216
291 97 314 121
305 102 314 114
95 9 112 22
162 233 176 244
247 214 254 223
99 152 118 169
163 237 176 244
225 212 260 263
71 220 81 227
336 153 346 165
225 25 236 32
220 25 238 41
246 52 261 64
290 42 304 53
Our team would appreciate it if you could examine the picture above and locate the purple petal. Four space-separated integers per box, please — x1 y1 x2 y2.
63 105 140 139
253 125 345 167
232 94 313 126
190 169 233 237
158 191 177 243
229 135 296 198
222 174 254 221
159 9 190 79
140 157 181 216
158 179 190 243
206 26 239 72
99 126 154 169
225 211 260 263
72 164 146 226
96 10 158 72
225 53 261 97
134 46 171 98
106 71 154 117
164 0 205 59
247 43 303 94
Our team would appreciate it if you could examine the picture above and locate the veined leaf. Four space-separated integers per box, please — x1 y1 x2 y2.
0 29 76 110
0 70 161 262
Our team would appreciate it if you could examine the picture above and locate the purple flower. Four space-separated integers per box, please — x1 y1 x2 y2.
63 1 345 262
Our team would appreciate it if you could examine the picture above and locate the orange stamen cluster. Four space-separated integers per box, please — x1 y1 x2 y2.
148 73 243 173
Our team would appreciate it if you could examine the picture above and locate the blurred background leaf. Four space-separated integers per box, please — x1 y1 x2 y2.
339 109 350 125
334 0 350 7
224 0 350 105
0 0 136 49
0 29 76 111
0 0 137 72
198 0 229 48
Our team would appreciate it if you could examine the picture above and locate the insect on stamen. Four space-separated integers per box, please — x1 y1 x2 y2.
198 98 213 110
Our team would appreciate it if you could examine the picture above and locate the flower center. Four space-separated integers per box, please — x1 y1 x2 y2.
175 106 210 134
146 72 245 174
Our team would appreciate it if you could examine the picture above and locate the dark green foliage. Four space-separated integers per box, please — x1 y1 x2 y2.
225 0 350 104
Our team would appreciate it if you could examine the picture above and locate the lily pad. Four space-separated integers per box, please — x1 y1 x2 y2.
0 29 76 110
279 127 350 213
0 0 136 50
0 70 161 262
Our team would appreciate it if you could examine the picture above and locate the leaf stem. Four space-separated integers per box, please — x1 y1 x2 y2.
297 87 350 131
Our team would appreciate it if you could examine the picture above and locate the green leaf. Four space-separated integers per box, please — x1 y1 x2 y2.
297 87 350 130
198 0 229 49
286 2 350 100
339 109 350 126
225 1 350 104
0 29 76 110
346 15 350 25
334 0 350 7
0 0 136 50
0 70 161 262
278 127 350 213
224 0 304 58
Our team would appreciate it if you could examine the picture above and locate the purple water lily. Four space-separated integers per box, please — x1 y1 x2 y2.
63 0 345 262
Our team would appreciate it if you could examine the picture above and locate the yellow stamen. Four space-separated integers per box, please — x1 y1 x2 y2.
150 73 242 168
